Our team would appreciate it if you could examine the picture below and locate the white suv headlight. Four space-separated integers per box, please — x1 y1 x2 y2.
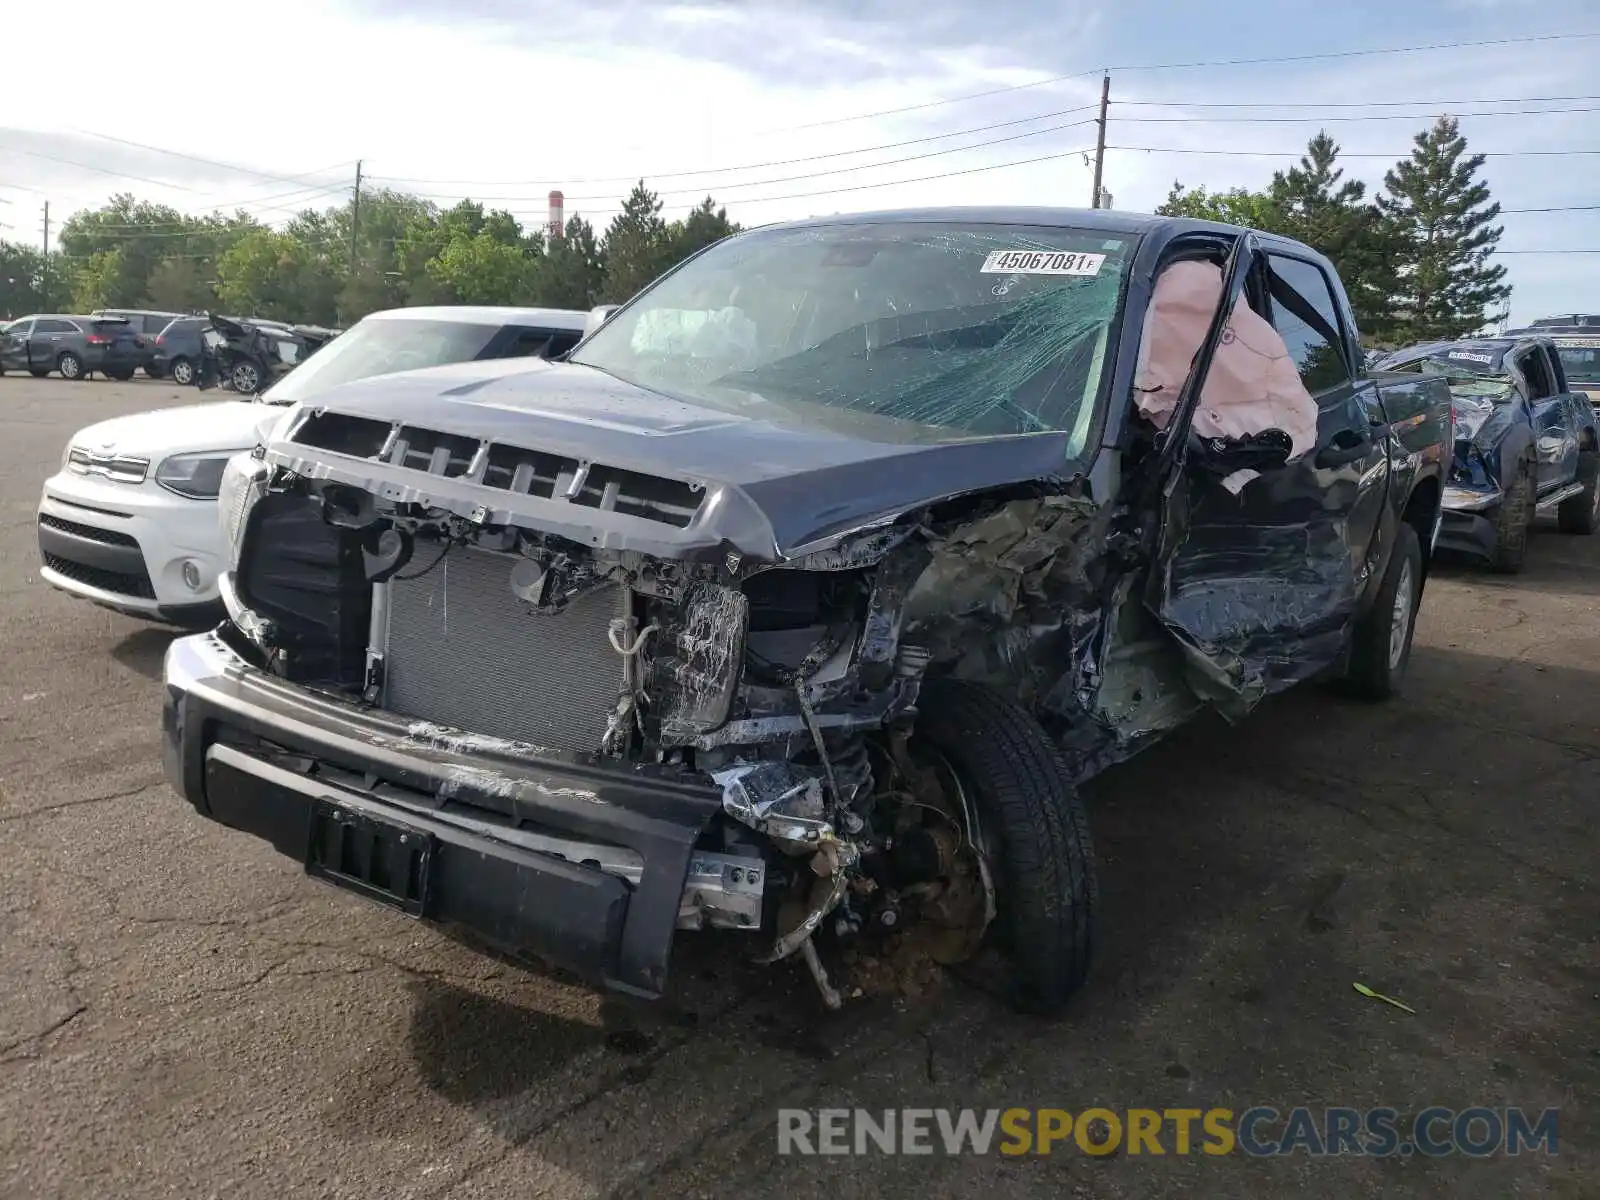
154 452 238 500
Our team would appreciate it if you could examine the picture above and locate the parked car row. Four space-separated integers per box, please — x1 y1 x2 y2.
0 308 344 387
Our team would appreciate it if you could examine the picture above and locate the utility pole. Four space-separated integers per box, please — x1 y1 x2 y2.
349 160 363 278
1090 74 1109 209
41 201 50 307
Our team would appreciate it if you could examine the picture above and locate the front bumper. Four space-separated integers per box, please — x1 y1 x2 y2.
161 633 726 998
84 345 149 373
37 470 231 621
1437 488 1501 559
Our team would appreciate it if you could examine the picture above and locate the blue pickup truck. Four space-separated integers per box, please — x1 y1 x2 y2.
1376 334 1600 572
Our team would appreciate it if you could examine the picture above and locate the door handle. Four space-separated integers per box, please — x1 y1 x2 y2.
1316 428 1374 469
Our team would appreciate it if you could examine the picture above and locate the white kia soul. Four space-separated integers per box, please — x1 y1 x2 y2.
37 305 589 624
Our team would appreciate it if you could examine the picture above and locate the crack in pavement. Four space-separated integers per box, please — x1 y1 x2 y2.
0 778 167 824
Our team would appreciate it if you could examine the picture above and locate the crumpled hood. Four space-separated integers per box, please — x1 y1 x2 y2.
1450 393 1519 488
69 400 265 459
273 357 1084 557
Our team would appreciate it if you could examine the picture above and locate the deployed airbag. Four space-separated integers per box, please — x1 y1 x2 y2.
1133 260 1318 490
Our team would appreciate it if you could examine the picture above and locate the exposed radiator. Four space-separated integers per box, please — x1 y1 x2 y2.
382 546 626 753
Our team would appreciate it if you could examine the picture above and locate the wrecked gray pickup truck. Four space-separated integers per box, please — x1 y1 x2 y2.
162 208 1449 1015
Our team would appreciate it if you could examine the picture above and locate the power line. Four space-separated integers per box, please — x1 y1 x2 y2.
1107 143 1600 158
66 130 357 191
628 30 1600 138
1115 93 1600 109
370 104 1100 189
1114 104 1600 123
412 117 1099 205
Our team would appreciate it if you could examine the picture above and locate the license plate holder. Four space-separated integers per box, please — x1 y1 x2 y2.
306 797 435 916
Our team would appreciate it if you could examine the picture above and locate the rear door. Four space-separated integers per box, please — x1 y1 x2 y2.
1519 345 1579 492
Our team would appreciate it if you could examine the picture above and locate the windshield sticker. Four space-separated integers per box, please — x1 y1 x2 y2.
1446 350 1495 364
980 250 1106 276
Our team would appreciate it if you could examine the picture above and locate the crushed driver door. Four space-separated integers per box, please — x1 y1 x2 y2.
1146 243 1384 718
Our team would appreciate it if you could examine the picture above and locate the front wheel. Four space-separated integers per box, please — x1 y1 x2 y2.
1556 451 1599 535
1488 460 1534 574
911 680 1097 1014
1341 523 1422 700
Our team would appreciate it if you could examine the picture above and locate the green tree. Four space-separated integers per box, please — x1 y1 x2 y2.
216 229 318 319
1377 116 1512 342
143 257 214 312
71 249 125 311
0 242 72 315
1156 181 1284 228
534 216 606 310
602 182 673 302
425 231 535 305
1269 132 1401 341
666 197 739 266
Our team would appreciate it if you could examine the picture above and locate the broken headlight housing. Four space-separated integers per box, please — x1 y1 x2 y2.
1450 393 1496 443
218 452 269 571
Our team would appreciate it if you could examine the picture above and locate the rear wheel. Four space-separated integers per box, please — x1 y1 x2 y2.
56 351 83 380
1556 451 1599 534
1489 460 1534 574
230 359 262 394
104 366 135 381
169 357 194 386
29 367 49 378
910 680 1097 1014
1341 524 1422 700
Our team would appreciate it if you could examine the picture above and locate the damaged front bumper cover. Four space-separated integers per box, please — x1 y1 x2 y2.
161 632 762 999
1438 485 1504 558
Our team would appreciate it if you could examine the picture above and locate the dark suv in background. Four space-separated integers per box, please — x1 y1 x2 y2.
149 316 210 384
93 308 188 376
0 314 148 379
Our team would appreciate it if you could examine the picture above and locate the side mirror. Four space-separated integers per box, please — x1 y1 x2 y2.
583 304 620 339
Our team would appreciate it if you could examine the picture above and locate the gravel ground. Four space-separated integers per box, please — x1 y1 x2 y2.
1 375 1595 1199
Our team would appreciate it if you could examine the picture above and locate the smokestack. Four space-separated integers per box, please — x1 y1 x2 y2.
547 190 565 242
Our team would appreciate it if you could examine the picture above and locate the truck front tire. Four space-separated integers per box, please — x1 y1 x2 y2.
912 680 1097 1014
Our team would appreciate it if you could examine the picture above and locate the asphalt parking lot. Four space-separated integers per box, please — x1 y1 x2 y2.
1 375 1596 1199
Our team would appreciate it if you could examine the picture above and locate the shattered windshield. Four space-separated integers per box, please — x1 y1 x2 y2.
1384 347 1517 402
568 221 1132 448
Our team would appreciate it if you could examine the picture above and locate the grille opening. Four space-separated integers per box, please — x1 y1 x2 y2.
38 512 139 548
395 427 479 477
41 551 155 599
294 412 391 457
482 444 577 498
571 464 702 527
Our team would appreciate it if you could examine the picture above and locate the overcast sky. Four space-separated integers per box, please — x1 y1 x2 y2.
2 0 1596 322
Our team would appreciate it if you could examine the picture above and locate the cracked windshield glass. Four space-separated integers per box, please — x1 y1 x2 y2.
570 222 1129 447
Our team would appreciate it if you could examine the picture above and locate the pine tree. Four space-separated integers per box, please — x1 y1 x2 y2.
601 182 673 302
533 217 606 310
1377 116 1511 342
1269 132 1401 341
